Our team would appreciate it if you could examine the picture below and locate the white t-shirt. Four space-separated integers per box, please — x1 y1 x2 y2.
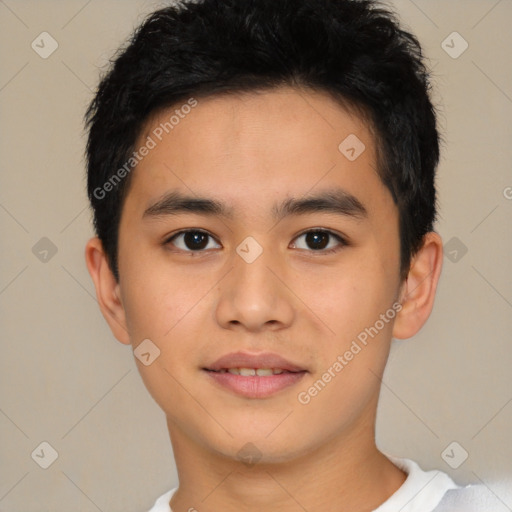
147 456 500 512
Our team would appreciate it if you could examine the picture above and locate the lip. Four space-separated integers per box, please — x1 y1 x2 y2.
203 351 308 399
205 351 306 373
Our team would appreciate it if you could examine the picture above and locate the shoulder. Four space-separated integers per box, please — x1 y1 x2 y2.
433 484 511 512
378 455 509 512
147 487 177 512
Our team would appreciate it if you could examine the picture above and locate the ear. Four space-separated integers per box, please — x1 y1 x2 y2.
85 237 131 345
392 232 443 340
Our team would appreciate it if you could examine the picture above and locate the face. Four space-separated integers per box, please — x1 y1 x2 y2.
113 88 404 463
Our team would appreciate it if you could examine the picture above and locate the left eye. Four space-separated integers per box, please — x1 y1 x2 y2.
167 230 221 251
291 230 345 251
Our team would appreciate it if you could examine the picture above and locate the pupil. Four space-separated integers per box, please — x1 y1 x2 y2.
306 232 328 250
184 232 208 250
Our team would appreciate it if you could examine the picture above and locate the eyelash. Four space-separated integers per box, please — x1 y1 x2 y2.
164 229 348 254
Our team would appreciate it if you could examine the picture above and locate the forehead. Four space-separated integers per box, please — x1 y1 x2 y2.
125 87 389 217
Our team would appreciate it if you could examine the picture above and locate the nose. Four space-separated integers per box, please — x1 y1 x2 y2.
215 248 295 333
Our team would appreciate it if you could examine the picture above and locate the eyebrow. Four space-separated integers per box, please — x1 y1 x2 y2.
273 189 367 221
143 191 232 218
143 188 367 221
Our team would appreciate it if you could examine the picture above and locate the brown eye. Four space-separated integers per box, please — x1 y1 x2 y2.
183 231 209 250
305 231 330 250
292 230 346 252
168 230 221 251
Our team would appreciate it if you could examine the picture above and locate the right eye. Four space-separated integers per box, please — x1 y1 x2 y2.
165 230 221 252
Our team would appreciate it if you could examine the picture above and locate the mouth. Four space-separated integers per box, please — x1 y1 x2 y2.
203 352 308 398
206 367 297 376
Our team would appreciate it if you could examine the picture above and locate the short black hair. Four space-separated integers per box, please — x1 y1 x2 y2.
85 0 439 281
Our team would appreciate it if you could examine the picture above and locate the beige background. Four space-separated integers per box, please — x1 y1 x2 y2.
0 1 511 511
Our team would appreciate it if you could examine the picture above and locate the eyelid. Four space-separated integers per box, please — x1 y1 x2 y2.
164 229 222 251
290 228 348 252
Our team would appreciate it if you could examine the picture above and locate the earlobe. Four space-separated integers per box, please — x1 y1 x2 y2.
85 237 131 345
392 232 443 340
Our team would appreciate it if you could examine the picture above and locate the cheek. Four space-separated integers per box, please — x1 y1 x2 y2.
298 258 396 337
297 256 399 410
119 248 210 340
295 292 396 435
121 289 210 417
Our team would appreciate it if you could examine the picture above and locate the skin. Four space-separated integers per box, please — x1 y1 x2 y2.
86 87 443 512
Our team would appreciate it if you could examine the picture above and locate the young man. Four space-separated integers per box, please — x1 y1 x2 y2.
84 0 498 510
